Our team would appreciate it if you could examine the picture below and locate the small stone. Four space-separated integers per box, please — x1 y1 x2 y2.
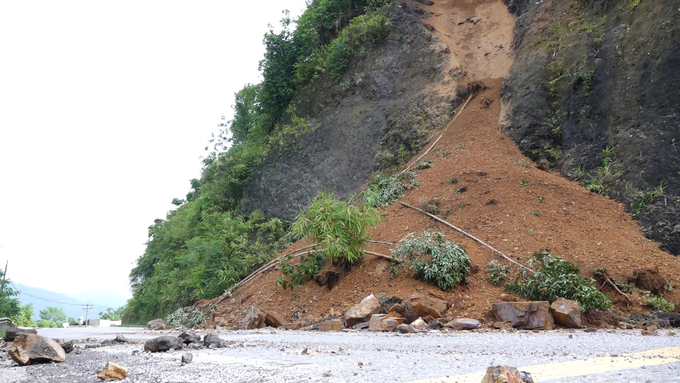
323 370 332 377
447 318 481 330
144 336 183 353
344 294 382 328
265 311 286 328
181 353 193 364
641 330 654 336
8 334 66 365
242 307 267 330
146 319 169 331
97 362 128 381
396 324 417 333
203 332 225 348
113 335 130 343
178 330 201 344
319 319 343 332
493 321 514 329
618 322 634 329
550 298 583 328
481 365 534 383
583 327 598 333
412 317 428 331
404 293 450 323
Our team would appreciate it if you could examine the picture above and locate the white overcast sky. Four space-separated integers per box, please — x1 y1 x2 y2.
0 0 308 299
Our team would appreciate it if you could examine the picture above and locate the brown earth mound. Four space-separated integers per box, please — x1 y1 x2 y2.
203 0 679 328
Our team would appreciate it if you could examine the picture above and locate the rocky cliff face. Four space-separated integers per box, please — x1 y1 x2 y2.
242 2 458 221
501 0 680 254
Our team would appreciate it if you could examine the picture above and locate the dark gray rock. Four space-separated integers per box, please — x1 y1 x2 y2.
203 332 225 348
144 336 183 353
396 324 417 333
54 339 74 353
113 335 130 343
4 326 37 342
376 294 403 314
181 352 193 364
179 330 201 344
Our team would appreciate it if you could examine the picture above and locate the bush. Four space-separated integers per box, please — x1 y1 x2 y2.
487 259 510 286
165 307 207 328
505 250 611 310
391 230 471 290
645 296 675 313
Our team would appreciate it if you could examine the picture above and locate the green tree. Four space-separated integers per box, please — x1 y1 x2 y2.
98 306 125 320
0 270 21 320
39 306 66 323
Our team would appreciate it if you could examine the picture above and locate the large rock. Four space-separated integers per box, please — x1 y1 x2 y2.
550 298 583 328
143 336 183 353
146 319 169 331
319 319 344 332
178 330 201 344
368 314 403 332
446 318 481 331
403 293 450 323
491 302 554 330
8 334 66 365
4 326 37 342
376 295 403 314
481 365 534 383
97 362 128 381
203 331 225 348
242 307 266 330
264 311 286 328
54 339 74 353
344 294 381 328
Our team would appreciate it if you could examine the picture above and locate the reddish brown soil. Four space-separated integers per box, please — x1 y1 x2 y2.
204 0 680 328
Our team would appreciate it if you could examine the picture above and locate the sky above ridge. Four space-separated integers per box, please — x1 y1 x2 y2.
0 0 308 300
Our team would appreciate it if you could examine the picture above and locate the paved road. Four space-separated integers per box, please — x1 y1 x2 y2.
2 327 679 382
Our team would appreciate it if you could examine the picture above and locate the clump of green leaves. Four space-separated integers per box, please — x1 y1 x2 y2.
645 296 675 313
506 250 611 310
292 192 381 265
361 172 415 208
487 259 510 286
391 230 471 290
419 197 441 215
165 307 207 328
276 251 326 289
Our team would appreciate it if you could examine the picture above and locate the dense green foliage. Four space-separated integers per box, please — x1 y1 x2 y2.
486 259 510 286
128 0 393 323
390 231 471 290
0 272 35 326
99 307 125 320
506 250 611 310
277 192 382 289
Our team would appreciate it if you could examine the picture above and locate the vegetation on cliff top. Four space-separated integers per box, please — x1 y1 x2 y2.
126 0 393 323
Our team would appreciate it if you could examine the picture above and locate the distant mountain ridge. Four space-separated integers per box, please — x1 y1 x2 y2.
12 283 128 321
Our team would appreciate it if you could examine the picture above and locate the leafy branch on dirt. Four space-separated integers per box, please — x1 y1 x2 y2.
390 230 470 290
506 250 611 311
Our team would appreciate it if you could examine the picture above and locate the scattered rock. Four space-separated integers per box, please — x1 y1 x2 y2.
650 312 680 328
181 353 193 364
178 330 201 344
481 365 534 383
203 332 225 348
583 327 598 333
403 293 450 323
411 317 428 331
344 294 381 328
493 321 514 329
641 329 654 336
376 294 403 314
368 314 403 332
319 319 344 332
146 319 169 331
446 318 482 330
281 322 303 330
242 307 267 330
388 303 405 316
144 336 183 353
396 324 417 333
352 321 370 330
97 362 128 381
491 301 554 330
3 326 37 342
550 298 583 328
428 319 444 330
618 322 634 330
113 335 130 344
265 311 286 328
55 339 74 353
8 334 66 365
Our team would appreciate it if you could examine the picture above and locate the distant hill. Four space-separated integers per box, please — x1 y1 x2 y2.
13 283 128 321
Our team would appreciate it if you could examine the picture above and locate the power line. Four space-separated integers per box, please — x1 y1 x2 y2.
9 281 111 309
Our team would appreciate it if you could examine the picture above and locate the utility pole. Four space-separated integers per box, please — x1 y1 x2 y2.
82 304 94 326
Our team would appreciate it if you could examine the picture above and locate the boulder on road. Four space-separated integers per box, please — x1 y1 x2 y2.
8 334 66 365
481 365 534 383
265 311 286 328
319 319 344 332
376 294 403 313
242 307 266 330
144 336 183 353
203 331 226 348
4 326 37 342
146 319 169 331
446 318 481 330
550 298 583 328
97 361 128 381
344 294 381 328
491 301 554 330
396 324 417 333
368 314 403 332
54 339 74 353
411 317 428 331
404 293 450 323
178 330 201 344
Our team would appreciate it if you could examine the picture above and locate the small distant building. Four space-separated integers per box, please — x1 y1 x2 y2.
87 319 122 327
0 317 13 333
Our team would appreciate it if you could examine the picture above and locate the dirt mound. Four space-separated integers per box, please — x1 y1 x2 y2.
204 0 679 328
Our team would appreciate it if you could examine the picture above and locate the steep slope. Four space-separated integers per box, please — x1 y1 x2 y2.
205 0 680 327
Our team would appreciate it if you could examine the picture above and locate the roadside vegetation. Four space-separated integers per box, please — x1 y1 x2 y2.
127 0 394 323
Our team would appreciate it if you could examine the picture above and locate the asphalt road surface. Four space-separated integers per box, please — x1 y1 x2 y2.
2 327 679 382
